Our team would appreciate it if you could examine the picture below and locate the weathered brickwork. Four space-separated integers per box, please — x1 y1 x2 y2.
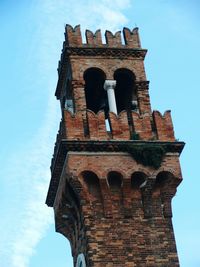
61 109 175 141
46 24 184 267
54 152 182 267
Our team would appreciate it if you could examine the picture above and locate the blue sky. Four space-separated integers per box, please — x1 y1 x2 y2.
0 1 200 266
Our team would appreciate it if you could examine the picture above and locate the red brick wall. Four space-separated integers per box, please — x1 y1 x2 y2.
48 25 183 267
54 152 182 267
62 109 175 141
65 25 141 48
57 25 176 142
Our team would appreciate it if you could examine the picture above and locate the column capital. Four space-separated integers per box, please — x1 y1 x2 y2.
104 80 116 91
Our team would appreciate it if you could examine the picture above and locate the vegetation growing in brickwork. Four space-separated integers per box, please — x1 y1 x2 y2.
131 132 140 140
121 144 166 169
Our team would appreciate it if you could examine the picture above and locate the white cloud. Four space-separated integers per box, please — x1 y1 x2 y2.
41 0 131 33
0 0 131 267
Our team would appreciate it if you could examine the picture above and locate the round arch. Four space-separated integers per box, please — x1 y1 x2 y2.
107 171 123 189
113 68 137 113
154 171 175 189
84 68 107 114
131 171 147 189
80 170 101 198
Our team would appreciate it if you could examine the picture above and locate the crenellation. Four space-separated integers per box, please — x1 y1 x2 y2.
63 110 85 140
109 111 130 140
86 29 102 46
87 110 108 140
153 110 175 141
65 24 82 46
54 109 177 143
123 27 141 48
63 24 143 49
132 111 152 140
105 30 122 47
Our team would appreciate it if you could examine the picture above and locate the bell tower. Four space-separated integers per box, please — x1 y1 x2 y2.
46 25 184 267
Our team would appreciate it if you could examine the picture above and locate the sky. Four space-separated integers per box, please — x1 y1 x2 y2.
0 0 200 266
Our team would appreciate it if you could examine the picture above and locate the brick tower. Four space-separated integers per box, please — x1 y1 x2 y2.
46 25 184 267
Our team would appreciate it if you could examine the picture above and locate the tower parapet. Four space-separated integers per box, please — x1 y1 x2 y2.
85 30 103 46
64 24 141 48
123 27 141 47
65 24 83 46
52 109 175 142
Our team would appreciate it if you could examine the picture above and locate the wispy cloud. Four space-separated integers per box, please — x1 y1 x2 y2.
0 0 131 266
11 99 58 267
0 95 59 267
41 0 131 33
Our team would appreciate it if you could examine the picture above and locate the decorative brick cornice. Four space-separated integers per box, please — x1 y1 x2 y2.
61 140 184 154
65 46 147 59
55 47 147 99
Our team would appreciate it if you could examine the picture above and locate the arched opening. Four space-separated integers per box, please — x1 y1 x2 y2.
114 68 137 113
107 171 123 193
81 171 101 198
154 171 174 189
62 79 74 113
154 171 175 218
131 172 147 189
131 172 147 213
84 68 107 114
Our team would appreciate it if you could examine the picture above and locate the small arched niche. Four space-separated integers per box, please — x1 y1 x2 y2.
114 68 137 113
154 171 176 218
107 171 123 193
84 68 107 114
81 170 101 198
154 171 174 190
131 172 147 190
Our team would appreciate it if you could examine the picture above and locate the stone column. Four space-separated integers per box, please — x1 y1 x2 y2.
104 80 117 114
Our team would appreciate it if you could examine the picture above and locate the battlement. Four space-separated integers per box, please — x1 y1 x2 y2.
86 29 102 46
54 109 175 142
64 24 141 48
65 24 82 46
153 110 175 141
49 109 178 182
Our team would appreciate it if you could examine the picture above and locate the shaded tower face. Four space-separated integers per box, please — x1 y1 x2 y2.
46 25 184 267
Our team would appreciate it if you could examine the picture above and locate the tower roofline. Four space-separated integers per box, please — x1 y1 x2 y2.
55 25 146 99
65 24 141 48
